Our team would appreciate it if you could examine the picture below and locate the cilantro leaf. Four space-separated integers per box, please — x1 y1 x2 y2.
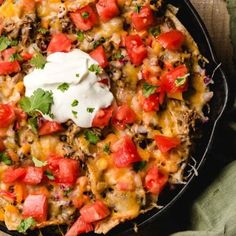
0 36 11 51
113 52 124 60
93 37 105 49
17 217 36 233
134 4 141 13
44 170 55 180
38 28 48 34
9 53 23 62
77 31 84 42
30 52 47 69
103 143 111 154
175 73 190 87
143 82 158 97
57 83 69 92
32 156 47 167
149 26 160 37
19 88 53 116
88 64 101 75
72 110 78 118
87 107 94 113
28 117 38 133
0 152 12 165
84 130 100 144
81 11 89 18
133 161 147 172
71 99 79 107
63 187 73 196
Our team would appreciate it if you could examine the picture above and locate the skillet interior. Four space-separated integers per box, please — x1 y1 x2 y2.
0 0 228 235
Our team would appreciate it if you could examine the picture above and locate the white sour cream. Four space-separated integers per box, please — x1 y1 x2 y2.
23 49 114 128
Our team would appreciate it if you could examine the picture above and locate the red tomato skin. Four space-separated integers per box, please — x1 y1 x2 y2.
131 6 154 31
80 200 110 223
161 65 188 94
157 30 185 51
70 5 97 31
145 166 168 194
47 33 72 53
2 48 16 61
0 104 15 128
89 46 108 68
111 135 141 168
112 105 136 130
125 35 147 66
92 106 113 128
39 120 63 136
21 52 33 60
22 194 48 222
154 135 180 153
96 0 119 22
65 216 93 236
141 93 160 112
23 167 43 185
3 167 26 183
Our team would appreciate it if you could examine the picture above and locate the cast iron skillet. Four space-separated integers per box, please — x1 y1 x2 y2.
0 0 228 235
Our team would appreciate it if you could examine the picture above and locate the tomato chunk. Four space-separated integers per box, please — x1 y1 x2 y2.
141 93 160 112
3 167 26 183
92 106 113 128
70 5 97 31
39 120 63 136
23 167 43 185
0 104 15 128
22 194 48 222
80 200 110 223
125 35 147 66
47 33 72 53
145 166 168 194
112 104 136 130
132 6 154 31
154 135 180 153
65 216 93 236
21 52 33 61
96 0 119 22
160 65 188 94
89 45 108 68
111 135 141 168
157 30 185 51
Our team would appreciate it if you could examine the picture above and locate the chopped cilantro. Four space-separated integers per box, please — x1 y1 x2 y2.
88 64 101 75
113 52 124 60
133 161 147 172
72 110 78 118
87 107 95 113
175 74 190 87
64 187 73 196
44 170 55 180
37 28 48 34
19 88 53 116
81 11 89 18
134 4 141 13
77 31 84 42
57 83 70 92
149 26 161 37
103 143 111 154
0 36 11 51
9 53 23 62
10 40 18 46
71 100 79 107
17 217 36 233
28 117 38 133
93 37 105 49
30 52 47 69
84 130 100 144
0 152 12 165
76 73 80 78
143 82 158 98
32 156 47 167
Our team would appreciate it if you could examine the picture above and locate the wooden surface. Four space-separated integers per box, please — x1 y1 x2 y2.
0 1 233 236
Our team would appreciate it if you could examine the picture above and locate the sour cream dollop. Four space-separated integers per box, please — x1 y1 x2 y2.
23 49 114 128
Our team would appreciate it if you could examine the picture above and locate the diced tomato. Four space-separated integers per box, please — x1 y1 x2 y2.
112 104 136 130
0 190 15 200
145 166 168 194
47 33 72 53
0 138 5 152
157 30 185 51
96 0 119 22
92 106 113 128
0 0 4 5
154 135 180 153
39 120 63 136
125 35 147 66
70 5 97 31
0 48 21 75
21 52 33 61
47 155 62 170
141 68 160 86
65 216 93 236
23 167 43 185
111 135 141 168
160 65 188 94
22 194 48 222
80 200 110 223
141 93 160 112
131 6 154 31
3 167 26 183
89 46 108 68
